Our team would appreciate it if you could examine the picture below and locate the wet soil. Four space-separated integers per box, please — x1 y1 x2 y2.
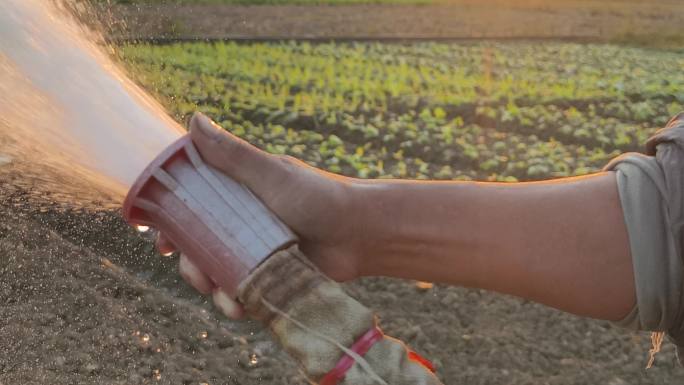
2 161 684 384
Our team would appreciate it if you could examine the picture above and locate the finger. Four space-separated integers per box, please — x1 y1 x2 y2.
155 233 176 256
178 254 215 295
189 112 287 192
212 288 245 320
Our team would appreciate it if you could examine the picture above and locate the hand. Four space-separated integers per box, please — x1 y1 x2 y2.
157 112 364 319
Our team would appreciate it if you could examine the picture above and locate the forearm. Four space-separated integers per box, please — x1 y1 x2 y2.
351 172 635 322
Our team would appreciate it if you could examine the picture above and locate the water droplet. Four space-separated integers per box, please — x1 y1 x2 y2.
198 331 208 339
0 154 12 167
136 225 150 233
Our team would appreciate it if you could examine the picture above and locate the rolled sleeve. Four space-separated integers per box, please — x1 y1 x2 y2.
603 153 683 332
603 113 684 364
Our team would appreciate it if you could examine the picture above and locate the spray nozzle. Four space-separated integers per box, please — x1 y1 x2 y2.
122 135 298 298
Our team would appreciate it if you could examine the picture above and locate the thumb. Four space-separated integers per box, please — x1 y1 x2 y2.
189 112 286 192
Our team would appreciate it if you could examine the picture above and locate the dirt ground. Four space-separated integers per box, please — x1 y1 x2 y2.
106 1 684 41
2 161 684 384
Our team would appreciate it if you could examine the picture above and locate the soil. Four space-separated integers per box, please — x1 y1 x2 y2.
2 160 684 385
105 1 684 41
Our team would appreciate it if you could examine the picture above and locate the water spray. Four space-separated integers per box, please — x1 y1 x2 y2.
123 127 444 384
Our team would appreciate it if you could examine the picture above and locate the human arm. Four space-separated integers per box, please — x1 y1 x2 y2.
170 112 636 323
351 172 635 321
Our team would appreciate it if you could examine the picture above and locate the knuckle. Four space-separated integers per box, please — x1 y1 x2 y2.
224 139 252 167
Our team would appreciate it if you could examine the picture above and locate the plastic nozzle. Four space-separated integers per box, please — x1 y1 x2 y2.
123 135 298 298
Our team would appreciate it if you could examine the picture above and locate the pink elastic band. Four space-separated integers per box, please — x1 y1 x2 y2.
320 326 384 385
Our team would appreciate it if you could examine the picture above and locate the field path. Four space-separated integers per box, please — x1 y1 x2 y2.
108 1 684 41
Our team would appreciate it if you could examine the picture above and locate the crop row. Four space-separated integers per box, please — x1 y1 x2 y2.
218 117 619 181
121 41 684 111
119 41 684 181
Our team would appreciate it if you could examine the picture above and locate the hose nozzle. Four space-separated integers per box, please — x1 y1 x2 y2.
123 135 297 298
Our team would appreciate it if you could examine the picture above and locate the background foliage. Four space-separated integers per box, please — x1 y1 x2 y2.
120 41 684 181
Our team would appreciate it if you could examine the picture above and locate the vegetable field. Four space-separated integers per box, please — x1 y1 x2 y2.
119 41 684 182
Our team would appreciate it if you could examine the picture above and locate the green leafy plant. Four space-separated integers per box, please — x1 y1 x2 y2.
119 41 683 181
